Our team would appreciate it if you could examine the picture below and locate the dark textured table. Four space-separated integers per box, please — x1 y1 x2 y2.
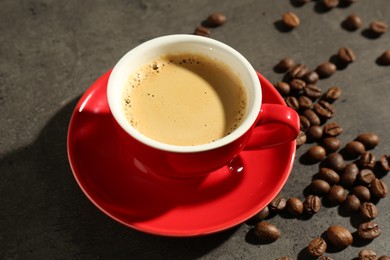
1 1 389 259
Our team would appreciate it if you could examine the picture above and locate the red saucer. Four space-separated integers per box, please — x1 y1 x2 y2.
67 70 296 237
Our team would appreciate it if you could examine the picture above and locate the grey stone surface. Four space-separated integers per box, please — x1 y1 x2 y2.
1 0 389 259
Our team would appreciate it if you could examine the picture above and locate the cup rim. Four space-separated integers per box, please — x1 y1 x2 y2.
107 34 262 153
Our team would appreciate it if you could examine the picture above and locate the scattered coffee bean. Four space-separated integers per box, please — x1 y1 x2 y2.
322 137 341 153
359 152 376 169
323 122 343 138
194 26 211 37
340 163 359 186
276 58 296 73
296 131 307 147
304 84 322 100
369 20 388 35
357 169 376 186
380 154 390 171
345 141 366 158
289 64 308 78
282 12 300 28
358 221 381 240
269 196 287 212
323 153 345 172
319 256 334 260
322 86 342 103
286 197 304 217
304 71 319 84
307 237 327 257
300 115 311 132
314 101 335 119
318 168 340 184
298 95 313 110
256 206 270 220
316 62 337 78
378 49 390 65
359 249 377 260
360 202 378 221
307 125 323 141
310 179 331 196
370 178 388 198
356 133 380 150
344 194 361 212
378 256 390 260
353 185 371 202
286 96 299 111
290 79 306 92
328 185 347 204
344 14 362 30
274 82 291 96
303 195 321 214
254 221 281 242
338 47 356 63
303 109 321 126
206 12 226 27
306 145 327 162
326 225 353 248
323 0 339 9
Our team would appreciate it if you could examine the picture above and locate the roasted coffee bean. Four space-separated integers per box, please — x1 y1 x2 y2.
328 185 347 204
357 169 376 186
353 185 371 202
378 256 390 260
345 141 366 158
303 109 321 126
254 221 281 242
298 95 313 110
286 197 304 217
282 12 300 28
256 206 270 220
306 145 326 162
358 221 381 240
306 125 323 141
274 82 291 96
290 79 306 92
323 122 343 137
326 225 353 249
370 178 388 198
296 131 307 147
318 168 340 184
194 26 211 37
303 195 321 214
319 256 333 260
322 137 341 153
276 58 296 73
289 64 308 78
300 115 311 132
344 14 362 30
360 202 378 221
359 152 376 169
316 62 337 78
269 196 287 212
310 179 331 196
323 0 339 8
378 49 390 65
344 194 361 212
286 96 299 111
322 86 342 103
359 249 377 260
304 71 319 84
206 12 227 27
340 163 359 186
307 237 327 257
338 47 356 63
323 153 345 172
314 101 335 120
380 154 390 170
304 84 322 100
370 21 388 34
356 133 380 150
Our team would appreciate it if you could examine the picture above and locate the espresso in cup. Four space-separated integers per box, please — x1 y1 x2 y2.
122 52 247 146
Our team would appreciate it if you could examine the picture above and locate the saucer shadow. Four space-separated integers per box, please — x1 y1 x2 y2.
274 20 294 33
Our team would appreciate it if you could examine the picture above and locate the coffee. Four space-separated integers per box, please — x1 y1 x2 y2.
122 53 247 146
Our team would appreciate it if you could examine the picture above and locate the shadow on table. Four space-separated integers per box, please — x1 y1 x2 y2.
0 97 236 259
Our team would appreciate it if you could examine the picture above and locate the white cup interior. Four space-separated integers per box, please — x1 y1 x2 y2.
107 34 262 153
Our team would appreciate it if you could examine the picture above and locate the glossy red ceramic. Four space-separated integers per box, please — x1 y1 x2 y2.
67 71 296 237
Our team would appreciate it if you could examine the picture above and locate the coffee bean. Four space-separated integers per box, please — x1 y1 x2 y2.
303 109 321 126
289 64 308 79
300 115 311 132
380 154 390 171
276 58 296 72
370 20 388 34
359 249 377 260
298 95 313 110
319 256 334 260
344 14 362 30
307 237 327 257
318 168 340 184
290 79 306 92
345 141 366 158
296 131 307 147
304 71 319 84
306 125 323 141
344 194 361 212
303 195 321 214
358 221 381 240
378 49 390 65
310 179 331 196
323 122 343 137
256 206 270 220
370 178 388 199
304 84 322 100
322 86 342 103
356 133 380 150
316 62 337 78
282 12 300 28
328 185 347 204
306 145 327 162
378 256 390 260
314 101 335 119
286 197 304 216
254 221 281 242
359 152 376 169
357 169 376 186
207 12 226 27
340 163 359 186
326 225 353 249
322 137 341 153
269 196 287 212
286 96 299 111
274 82 291 96
323 0 339 8
338 47 356 63
194 26 211 37
324 153 345 172
353 185 371 202
360 202 378 221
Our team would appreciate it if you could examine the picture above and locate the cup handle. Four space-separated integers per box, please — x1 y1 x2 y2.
244 104 300 150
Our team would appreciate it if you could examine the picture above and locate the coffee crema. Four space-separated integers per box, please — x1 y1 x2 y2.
122 53 247 146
